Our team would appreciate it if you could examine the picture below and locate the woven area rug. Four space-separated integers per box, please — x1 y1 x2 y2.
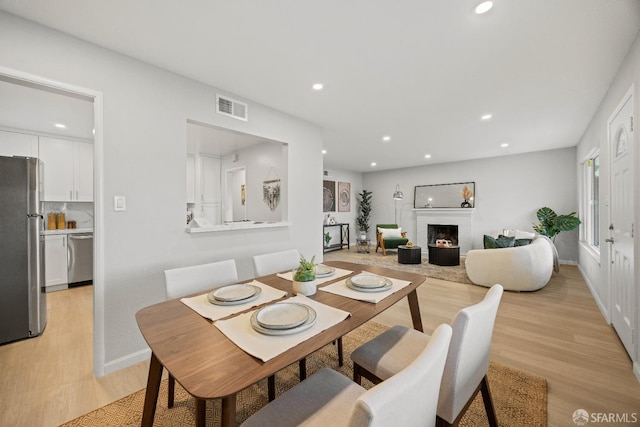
324 249 473 285
62 322 546 427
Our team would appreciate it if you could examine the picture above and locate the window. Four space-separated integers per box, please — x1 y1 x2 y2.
582 153 600 251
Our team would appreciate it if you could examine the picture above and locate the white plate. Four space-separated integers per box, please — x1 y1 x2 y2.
255 302 309 330
251 304 317 336
208 286 262 305
315 265 335 278
212 284 259 302
348 274 392 289
346 280 393 293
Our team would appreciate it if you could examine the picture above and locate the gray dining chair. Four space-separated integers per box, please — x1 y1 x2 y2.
163 259 238 408
252 249 343 399
240 323 453 427
351 284 504 427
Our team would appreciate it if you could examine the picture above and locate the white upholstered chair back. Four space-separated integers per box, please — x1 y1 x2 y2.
164 259 238 299
350 324 452 427
437 284 504 423
252 249 300 277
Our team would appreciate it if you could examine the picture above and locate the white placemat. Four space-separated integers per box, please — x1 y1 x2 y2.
180 280 287 321
319 271 413 303
214 295 351 362
276 266 353 285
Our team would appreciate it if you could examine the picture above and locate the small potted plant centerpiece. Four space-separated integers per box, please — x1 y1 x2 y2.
293 254 317 296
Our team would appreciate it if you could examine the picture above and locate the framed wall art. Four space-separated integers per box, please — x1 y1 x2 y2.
338 181 351 212
323 180 335 212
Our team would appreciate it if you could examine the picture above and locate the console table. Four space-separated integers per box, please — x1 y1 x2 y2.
323 223 350 253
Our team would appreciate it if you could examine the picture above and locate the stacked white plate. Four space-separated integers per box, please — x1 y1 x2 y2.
315 264 336 278
251 302 317 335
207 284 262 306
345 273 393 293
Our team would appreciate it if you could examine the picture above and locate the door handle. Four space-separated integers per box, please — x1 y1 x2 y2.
605 238 614 243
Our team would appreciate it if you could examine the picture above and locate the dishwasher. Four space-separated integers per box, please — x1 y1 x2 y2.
68 233 93 285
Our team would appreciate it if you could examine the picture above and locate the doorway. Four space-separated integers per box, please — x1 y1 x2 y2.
607 86 636 360
0 66 104 376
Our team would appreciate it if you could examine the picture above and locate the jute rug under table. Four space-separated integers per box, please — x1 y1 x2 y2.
62 322 546 427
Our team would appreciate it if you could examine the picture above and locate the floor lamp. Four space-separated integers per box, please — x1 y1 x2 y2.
393 184 404 225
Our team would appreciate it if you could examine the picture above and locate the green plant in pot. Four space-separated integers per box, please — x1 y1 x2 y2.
533 207 581 241
324 232 331 247
356 189 373 239
293 254 316 296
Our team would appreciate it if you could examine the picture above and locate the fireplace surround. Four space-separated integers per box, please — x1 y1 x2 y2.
415 208 473 256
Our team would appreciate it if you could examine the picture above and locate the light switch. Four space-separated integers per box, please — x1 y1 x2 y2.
114 195 126 211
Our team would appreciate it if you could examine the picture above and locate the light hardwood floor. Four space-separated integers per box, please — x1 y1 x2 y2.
0 256 639 426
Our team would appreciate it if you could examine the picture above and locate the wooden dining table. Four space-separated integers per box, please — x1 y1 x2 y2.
136 260 425 427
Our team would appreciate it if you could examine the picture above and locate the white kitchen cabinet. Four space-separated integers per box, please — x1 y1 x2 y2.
39 137 93 202
186 155 196 204
0 130 39 157
44 234 68 291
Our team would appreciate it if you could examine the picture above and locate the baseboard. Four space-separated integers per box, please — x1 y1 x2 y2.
559 259 577 266
103 347 151 375
577 264 610 323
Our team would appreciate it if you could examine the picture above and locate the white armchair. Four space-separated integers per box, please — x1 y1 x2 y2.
465 236 554 291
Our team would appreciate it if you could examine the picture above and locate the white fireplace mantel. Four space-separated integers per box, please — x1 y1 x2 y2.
414 208 474 255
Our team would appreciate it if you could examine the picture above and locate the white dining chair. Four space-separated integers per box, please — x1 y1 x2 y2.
351 284 504 427
163 259 238 408
252 249 300 277
252 248 342 399
240 323 453 427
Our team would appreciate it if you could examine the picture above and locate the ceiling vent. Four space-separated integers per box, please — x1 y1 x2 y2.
323 170 332 178
216 94 248 121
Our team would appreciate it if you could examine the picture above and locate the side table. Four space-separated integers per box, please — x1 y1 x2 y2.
356 239 371 253
428 244 460 266
398 245 422 264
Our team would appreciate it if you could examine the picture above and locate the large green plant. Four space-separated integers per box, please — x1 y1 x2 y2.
356 189 373 234
532 207 581 241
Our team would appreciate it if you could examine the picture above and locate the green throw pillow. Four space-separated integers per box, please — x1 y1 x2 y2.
514 238 533 247
484 234 516 249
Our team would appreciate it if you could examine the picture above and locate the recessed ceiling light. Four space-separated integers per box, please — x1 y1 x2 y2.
312 83 324 91
382 135 391 142
322 149 327 154
424 154 432 159
371 162 377 167
481 114 492 120
475 1 493 14
501 143 509 148
54 123 66 128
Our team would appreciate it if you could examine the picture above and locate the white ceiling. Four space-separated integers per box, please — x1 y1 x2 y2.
1 1 640 172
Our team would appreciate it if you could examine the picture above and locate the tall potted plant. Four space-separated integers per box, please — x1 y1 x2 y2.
356 189 373 239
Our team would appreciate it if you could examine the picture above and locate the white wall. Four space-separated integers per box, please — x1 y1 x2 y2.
363 147 578 262
0 12 324 373
576 29 640 377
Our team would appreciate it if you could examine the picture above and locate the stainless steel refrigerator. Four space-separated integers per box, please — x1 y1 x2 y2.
0 155 47 344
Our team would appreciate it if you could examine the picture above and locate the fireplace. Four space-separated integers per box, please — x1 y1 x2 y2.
427 224 459 247
415 208 474 255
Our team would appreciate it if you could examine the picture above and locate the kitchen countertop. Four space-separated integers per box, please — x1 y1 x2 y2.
43 228 93 235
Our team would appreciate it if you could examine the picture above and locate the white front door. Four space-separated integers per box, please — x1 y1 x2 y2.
608 88 635 359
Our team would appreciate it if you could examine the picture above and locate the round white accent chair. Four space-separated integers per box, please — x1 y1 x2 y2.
465 236 554 291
